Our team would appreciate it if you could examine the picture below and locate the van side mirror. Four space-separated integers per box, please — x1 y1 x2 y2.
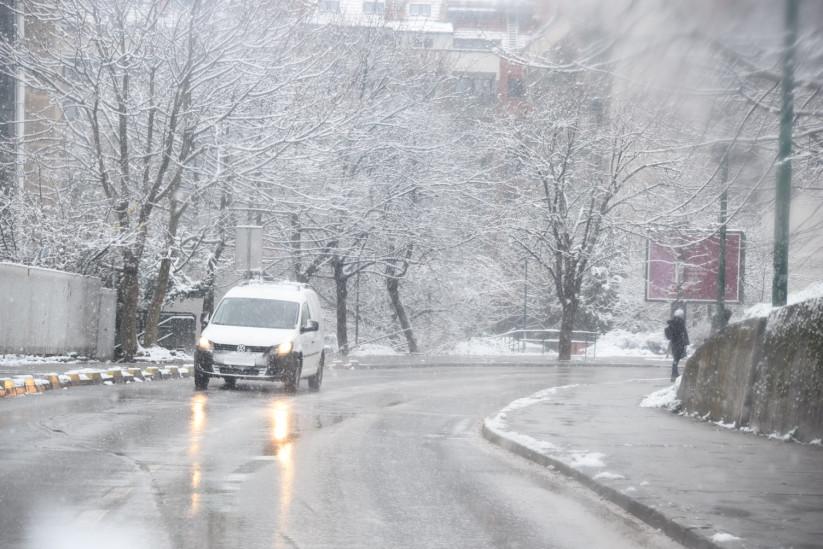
200 312 210 328
301 320 319 333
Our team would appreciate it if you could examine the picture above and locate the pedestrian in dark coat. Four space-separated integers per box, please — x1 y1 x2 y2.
665 309 689 381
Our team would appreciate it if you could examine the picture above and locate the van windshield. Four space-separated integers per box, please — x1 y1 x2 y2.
211 298 299 329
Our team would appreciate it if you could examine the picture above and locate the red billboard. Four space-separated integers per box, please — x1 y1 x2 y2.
646 231 744 303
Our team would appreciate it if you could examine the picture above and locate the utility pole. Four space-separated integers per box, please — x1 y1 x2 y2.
772 0 798 306
714 149 729 333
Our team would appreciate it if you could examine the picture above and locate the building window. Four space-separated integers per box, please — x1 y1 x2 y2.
507 77 524 98
318 0 340 12
453 38 499 51
412 35 434 49
455 72 496 98
408 3 431 17
363 1 385 15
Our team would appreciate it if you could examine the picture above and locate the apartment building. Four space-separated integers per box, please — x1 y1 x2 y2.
313 0 541 99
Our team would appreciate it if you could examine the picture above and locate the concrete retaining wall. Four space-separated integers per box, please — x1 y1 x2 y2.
678 297 823 442
0 262 116 359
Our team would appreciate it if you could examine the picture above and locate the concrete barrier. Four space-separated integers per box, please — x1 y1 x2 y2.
679 297 823 442
0 262 116 359
749 297 823 439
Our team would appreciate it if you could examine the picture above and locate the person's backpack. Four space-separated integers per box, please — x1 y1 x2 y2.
664 324 673 341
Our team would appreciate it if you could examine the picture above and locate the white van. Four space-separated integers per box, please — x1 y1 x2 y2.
193 282 325 392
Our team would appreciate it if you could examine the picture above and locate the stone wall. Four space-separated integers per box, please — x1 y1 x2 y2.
678 297 823 442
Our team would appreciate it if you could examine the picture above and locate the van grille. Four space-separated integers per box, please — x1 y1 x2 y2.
213 343 270 353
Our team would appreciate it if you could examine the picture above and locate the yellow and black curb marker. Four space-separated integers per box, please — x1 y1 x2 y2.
0 366 191 399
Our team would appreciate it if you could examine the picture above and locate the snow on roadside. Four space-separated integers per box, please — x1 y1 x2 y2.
134 345 191 362
643 381 816 445
711 532 742 543
639 377 681 410
0 354 86 367
569 452 606 469
741 280 823 319
487 384 580 430
589 329 668 359
594 471 626 480
1 345 190 367
449 330 671 359
448 337 553 356
485 384 610 471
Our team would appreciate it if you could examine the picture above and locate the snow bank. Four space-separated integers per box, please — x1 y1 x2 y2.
0 354 85 367
589 329 668 358
485 384 610 470
448 336 552 356
593 471 626 480
489 384 580 427
134 345 191 362
711 532 742 543
568 452 606 469
741 280 823 319
640 377 681 410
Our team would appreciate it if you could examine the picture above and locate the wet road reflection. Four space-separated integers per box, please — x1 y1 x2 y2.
0 366 691 549
268 400 295 549
189 393 208 517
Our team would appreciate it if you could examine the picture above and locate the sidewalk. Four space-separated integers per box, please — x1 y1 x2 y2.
483 376 823 549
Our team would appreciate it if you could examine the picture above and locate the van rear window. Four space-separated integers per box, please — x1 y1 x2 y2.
211 298 299 329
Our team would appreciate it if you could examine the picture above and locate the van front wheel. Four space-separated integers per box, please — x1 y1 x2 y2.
284 360 302 394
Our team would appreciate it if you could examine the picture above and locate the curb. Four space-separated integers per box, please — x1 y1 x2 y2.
0 366 191 399
481 421 722 549
329 359 669 370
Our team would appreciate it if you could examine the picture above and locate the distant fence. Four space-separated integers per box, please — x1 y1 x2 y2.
0 262 116 359
135 312 197 351
495 329 599 359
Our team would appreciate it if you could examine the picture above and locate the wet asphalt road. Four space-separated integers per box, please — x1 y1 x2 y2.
0 364 681 549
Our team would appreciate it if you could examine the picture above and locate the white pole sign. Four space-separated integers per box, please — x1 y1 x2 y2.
235 225 263 273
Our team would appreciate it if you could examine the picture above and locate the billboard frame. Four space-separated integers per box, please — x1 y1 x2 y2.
645 231 745 304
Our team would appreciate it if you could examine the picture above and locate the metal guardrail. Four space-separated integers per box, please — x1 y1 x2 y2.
492 329 599 359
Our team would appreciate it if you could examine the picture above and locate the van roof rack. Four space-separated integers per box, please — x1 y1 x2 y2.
237 277 310 292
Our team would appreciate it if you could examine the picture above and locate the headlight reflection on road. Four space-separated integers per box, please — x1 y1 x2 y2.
189 393 208 516
271 402 290 446
269 400 294 548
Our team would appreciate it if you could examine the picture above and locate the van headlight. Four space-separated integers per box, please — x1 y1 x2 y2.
274 341 293 356
197 336 214 352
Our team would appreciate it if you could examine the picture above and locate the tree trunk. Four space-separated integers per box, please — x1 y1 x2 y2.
118 248 141 360
386 276 418 353
202 262 217 320
143 202 184 347
333 258 349 355
202 189 231 323
558 299 578 361
291 213 305 282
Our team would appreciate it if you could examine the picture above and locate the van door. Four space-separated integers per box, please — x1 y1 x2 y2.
299 302 320 374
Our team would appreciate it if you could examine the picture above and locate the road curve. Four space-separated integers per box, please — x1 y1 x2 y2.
0 364 681 549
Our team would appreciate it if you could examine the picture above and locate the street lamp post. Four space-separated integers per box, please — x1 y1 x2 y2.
714 149 729 333
772 0 798 306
